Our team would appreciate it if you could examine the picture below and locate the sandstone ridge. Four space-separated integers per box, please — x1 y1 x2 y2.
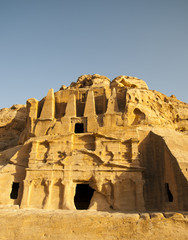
0 209 188 240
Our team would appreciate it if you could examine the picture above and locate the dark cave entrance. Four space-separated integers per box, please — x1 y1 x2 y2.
74 123 84 133
10 182 19 199
74 184 94 210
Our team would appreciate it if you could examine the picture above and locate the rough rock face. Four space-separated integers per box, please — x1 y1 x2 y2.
69 74 110 89
0 104 27 151
125 88 188 131
0 74 188 239
0 74 187 216
111 75 149 89
0 209 188 240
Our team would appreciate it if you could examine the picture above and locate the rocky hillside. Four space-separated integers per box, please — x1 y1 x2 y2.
0 104 27 151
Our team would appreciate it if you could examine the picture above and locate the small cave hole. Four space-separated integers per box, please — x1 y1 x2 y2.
74 184 94 210
74 123 84 133
165 183 173 202
10 182 19 199
132 108 145 125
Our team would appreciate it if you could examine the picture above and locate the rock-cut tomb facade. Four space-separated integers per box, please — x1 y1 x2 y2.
0 74 188 212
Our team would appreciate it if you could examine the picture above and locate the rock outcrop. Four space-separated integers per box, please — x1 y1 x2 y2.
0 209 188 240
0 74 187 214
0 104 27 151
70 74 110 89
111 75 149 89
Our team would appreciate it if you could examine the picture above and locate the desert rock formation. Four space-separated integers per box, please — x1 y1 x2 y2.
0 74 187 213
0 104 26 151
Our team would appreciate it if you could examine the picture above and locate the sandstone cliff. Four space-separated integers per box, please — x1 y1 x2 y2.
0 74 188 239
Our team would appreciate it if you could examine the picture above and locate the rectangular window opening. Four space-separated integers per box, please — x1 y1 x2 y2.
75 123 84 133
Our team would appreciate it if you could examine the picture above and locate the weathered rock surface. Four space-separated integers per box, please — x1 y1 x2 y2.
0 104 27 151
0 74 188 239
125 88 188 131
111 75 149 89
0 209 188 240
70 74 110 89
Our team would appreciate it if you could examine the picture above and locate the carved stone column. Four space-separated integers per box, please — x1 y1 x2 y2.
20 179 33 208
84 90 98 132
46 141 56 162
43 179 54 209
29 141 39 167
26 98 38 136
40 88 55 120
62 180 76 210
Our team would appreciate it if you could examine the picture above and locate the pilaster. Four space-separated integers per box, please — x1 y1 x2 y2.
20 180 33 208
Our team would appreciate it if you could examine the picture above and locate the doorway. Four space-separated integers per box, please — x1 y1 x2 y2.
10 182 19 199
74 184 94 209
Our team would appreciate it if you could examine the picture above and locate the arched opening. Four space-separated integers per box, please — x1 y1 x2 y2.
74 184 94 209
75 123 84 133
132 108 145 125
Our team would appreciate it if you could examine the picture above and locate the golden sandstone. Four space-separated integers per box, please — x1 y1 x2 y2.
0 74 188 239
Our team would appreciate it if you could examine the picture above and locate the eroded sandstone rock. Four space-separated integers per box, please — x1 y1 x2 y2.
111 75 149 89
70 74 110 89
0 104 27 151
0 74 187 214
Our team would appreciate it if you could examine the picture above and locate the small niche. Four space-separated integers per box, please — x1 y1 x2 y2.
165 183 173 202
10 182 20 199
75 123 84 133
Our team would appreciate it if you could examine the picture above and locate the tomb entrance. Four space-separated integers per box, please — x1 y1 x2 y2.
74 184 94 209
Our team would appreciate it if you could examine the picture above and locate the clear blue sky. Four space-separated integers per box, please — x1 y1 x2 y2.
0 0 188 109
